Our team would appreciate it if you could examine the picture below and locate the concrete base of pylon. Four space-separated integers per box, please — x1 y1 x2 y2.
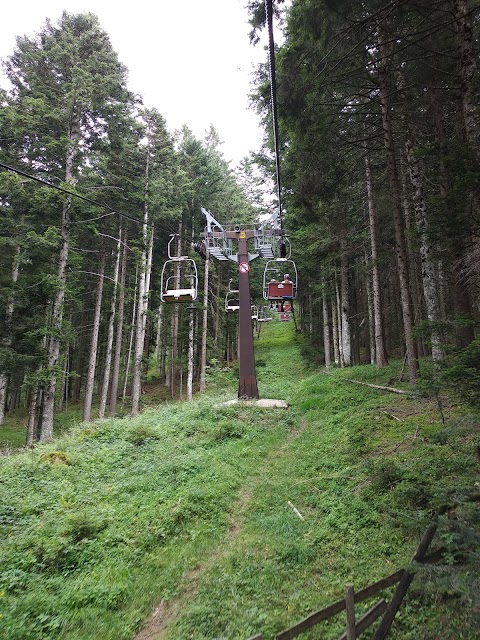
218 398 288 409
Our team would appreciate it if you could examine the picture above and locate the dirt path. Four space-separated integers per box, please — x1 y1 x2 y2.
133 419 307 640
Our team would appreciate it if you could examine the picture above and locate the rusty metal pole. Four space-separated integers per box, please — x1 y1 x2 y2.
235 230 259 399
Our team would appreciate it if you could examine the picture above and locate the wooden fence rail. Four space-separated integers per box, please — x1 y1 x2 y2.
246 493 480 640
275 570 404 640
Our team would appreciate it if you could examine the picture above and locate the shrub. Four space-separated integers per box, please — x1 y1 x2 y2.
443 337 480 406
40 451 71 465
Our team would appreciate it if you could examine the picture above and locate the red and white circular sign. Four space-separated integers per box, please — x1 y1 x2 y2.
238 261 250 273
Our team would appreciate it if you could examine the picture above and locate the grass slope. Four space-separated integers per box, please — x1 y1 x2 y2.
1 320 479 640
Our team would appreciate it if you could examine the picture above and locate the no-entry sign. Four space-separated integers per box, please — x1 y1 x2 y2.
238 261 250 273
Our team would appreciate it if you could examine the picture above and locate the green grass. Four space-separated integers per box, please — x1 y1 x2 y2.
0 404 84 450
1 317 479 639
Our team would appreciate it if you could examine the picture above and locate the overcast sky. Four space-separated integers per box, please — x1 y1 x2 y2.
1 0 275 166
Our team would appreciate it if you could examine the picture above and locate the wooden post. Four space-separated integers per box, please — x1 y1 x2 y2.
345 584 356 640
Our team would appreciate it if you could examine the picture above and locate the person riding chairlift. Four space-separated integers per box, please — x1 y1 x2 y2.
278 274 293 311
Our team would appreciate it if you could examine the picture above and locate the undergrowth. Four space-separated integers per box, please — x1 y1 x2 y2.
0 320 479 639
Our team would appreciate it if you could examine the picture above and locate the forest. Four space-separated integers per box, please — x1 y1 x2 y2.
1 0 480 439
1 2 480 638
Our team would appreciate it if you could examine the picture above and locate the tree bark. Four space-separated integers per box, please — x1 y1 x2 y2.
26 383 40 446
340 241 351 367
154 302 164 373
187 308 195 400
378 63 418 384
399 151 425 358
404 134 445 361
450 0 480 308
331 288 340 366
82 252 105 422
0 229 22 425
122 269 138 409
131 147 153 415
321 273 331 368
168 227 182 398
39 195 72 441
109 230 128 416
199 252 210 391
39 115 79 441
450 0 480 148
99 230 122 418
365 251 376 365
364 154 388 367
334 270 344 366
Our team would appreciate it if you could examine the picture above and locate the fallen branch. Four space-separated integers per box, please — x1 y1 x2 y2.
287 501 305 520
382 410 402 422
346 379 410 395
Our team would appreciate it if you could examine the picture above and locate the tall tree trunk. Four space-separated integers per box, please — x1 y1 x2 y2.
26 332 48 444
168 226 182 398
365 251 376 365
340 242 351 367
399 151 425 357
26 384 40 446
450 0 480 148
404 135 445 361
131 153 153 415
39 196 72 441
333 273 342 366
214 267 221 355
109 231 128 416
99 230 122 418
58 342 69 412
82 252 105 422
40 119 79 441
199 253 210 391
131 251 146 415
187 309 195 400
451 0 480 307
154 302 164 372
364 154 388 367
378 64 418 384
122 270 138 409
0 229 22 425
431 90 475 346
321 273 331 368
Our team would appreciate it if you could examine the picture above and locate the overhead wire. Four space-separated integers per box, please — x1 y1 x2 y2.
265 0 284 234
0 160 179 238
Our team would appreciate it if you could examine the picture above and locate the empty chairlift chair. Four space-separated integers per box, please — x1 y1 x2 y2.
257 306 272 323
161 235 198 304
225 280 240 313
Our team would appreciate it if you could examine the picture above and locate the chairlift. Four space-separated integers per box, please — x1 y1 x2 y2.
225 280 240 313
160 235 198 304
257 306 272 323
263 258 298 302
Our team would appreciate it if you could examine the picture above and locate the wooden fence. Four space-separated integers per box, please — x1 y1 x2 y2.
247 493 480 640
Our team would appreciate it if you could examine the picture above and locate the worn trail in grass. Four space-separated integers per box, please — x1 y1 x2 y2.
142 326 480 640
1 319 479 640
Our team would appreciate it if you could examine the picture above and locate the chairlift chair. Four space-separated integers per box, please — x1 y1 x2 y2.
225 279 240 312
263 258 298 302
160 235 198 304
257 306 272 323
